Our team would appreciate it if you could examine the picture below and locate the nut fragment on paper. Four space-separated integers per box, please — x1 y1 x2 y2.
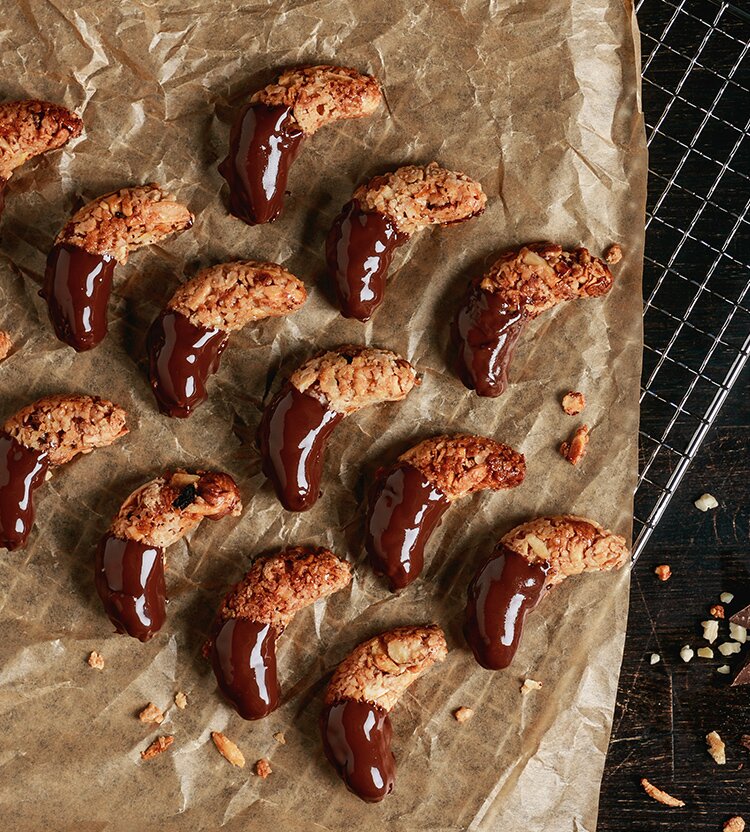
255 758 272 778
561 391 586 416
520 678 543 695
141 735 174 760
0 331 11 361
560 425 589 465
640 778 686 807
139 703 165 725
87 650 104 670
211 731 245 768
273 731 286 745
453 706 474 723
174 691 188 709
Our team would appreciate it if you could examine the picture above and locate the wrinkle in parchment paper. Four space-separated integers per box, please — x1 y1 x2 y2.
0 1 645 830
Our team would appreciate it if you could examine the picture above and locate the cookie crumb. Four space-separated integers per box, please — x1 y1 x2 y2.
453 706 475 723
174 691 188 710
694 493 718 512
560 425 589 465
707 731 727 765
640 777 685 807
724 818 745 832
211 731 245 768
654 564 671 582
0 331 12 361
141 735 174 760
711 604 726 619
255 758 272 778
139 703 165 725
605 244 623 264
87 650 104 670
520 678 543 695
273 731 286 745
561 391 586 416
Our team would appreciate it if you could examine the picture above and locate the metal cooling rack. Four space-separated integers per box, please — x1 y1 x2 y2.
632 0 750 560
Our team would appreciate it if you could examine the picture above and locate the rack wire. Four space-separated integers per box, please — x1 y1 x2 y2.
632 0 750 560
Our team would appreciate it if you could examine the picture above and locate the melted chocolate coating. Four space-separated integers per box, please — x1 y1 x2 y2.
257 383 344 512
326 201 407 321
0 432 49 551
321 700 395 803
218 103 305 226
464 545 549 669
147 309 228 418
94 533 166 642
41 243 117 352
366 463 450 591
453 285 527 397
209 617 280 720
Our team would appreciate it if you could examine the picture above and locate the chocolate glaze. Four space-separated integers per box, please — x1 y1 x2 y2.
366 463 450 591
40 243 117 352
321 700 395 803
209 617 280 720
147 309 228 418
218 103 305 226
257 382 344 512
464 545 550 669
453 284 527 397
326 201 407 321
94 533 166 642
0 432 49 551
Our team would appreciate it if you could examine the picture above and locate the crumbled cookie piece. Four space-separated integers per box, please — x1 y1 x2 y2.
695 493 719 512
168 261 307 332
290 345 418 415
273 731 286 745
501 515 629 587
605 243 623 264
520 678 543 695
139 703 165 725
640 778 686 807
354 162 487 237
325 625 448 713
109 470 241 549
453 707 474 723
561 391 586 416
3 394 128 466
0 99 82 181
724 817 745 832
211 731 245 768
0 331 12 361
174 691 188 710
398 434 525 501
255 758 272 778
560 424 590 465
87 650 104 670
654 564 672 582
707 731 727 765
140 735 174 760
252 65 382 136
55 183 193 263
214 547 352 631
711 604 726 619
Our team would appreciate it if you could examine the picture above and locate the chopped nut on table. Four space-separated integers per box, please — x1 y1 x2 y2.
561 391 586 416
0 331 12 361
702 620 719 644
650 653 661 665
719 642 742 656
723 817 745 832
520 679 543 695
711 604 726 619
707 731 727 765
139 703 165 725
717 665 731 675
697 647 714 659
174 691 188 710
640 777 686 807
680 645 694 663
87 650 105 670
560 425 590 465
140 735 174 760
654 564 672 582
694 493 719 512
729 623 747 644
721 592 735 604
453 706 475 723
211 731 245 768
273 731 286 745
255 758 272 778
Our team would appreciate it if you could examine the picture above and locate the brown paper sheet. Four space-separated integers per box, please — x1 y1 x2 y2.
0 0 646 829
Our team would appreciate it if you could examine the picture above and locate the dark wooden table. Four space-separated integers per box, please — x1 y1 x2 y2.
598 1 750 828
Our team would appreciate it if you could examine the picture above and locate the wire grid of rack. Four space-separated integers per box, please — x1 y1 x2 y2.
632 0 750 560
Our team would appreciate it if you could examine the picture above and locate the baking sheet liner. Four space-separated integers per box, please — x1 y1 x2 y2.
0 0 646 829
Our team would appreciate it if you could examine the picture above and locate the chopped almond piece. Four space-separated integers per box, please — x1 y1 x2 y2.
707 731 727 765
87 650 105 670
139 703 165 725
453 706 475 723
520 678 543 695
605 244 623 264
724 817 746 832
561 391 586 416
141 735 174 760
721 592 734 604
174 691 188 710
255 758 272 778
654 564 671 582
717 665 731 674
273 731 286 745
711 604 726 619
697 647 714 659
0 331 12 361
702 619 719 643
560 425 589 465
650 653 661 665
640 778 685 807
680 645 694 663
694 493 718 512
211 731 245 768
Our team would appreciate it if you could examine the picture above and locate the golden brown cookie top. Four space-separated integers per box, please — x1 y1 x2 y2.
3 394 128 466
251 65 382 136
0 99 82 181
55 183 193 263
167 261 306 332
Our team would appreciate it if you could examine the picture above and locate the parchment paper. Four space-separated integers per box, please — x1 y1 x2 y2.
0 1 646 830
